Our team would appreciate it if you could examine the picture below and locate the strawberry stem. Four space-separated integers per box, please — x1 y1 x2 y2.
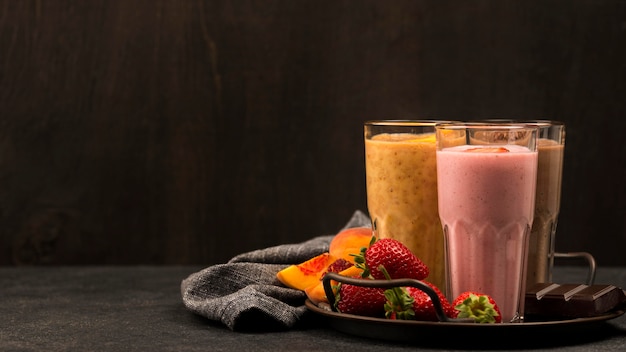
351 235 377 278
379 265 415 320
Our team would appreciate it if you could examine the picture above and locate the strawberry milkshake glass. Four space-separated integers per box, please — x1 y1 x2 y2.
436 123 538 323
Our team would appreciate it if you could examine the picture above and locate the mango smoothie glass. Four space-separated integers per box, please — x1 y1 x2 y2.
364 120 452 294
436 123 538 323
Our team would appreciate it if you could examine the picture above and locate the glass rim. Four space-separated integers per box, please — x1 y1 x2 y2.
435 122 540 131
474 119 565 127
364 119 460 127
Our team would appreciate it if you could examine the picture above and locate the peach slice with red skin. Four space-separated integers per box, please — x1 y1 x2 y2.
276 227 374 291
276 252 335 291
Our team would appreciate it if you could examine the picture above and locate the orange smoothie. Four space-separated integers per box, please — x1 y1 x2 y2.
364 132 445 292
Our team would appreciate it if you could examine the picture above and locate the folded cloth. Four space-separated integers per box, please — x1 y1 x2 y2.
180 210 371 331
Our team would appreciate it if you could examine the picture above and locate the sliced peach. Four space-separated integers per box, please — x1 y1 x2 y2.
277 227 373 293
276 253 336 290
304 265 365 304
336 264 364 278
304 281 327 304
329 227 374 264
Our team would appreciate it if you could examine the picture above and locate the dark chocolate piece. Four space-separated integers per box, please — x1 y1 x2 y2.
525 283 626 318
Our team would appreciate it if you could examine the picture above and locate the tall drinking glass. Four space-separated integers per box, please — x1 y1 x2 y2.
479 120 595 287
523 121 564 287
436 122 538 323
364 120 452 294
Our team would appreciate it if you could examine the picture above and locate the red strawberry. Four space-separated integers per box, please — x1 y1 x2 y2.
383 281 454 321
334 277 387 317
353 236 429 280
452 291 502 323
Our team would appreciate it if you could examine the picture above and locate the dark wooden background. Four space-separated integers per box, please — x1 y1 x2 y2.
1 0 625 266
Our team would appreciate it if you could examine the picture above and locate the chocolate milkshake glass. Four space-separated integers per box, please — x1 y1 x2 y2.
436 123 538 323
519 121 565 287
364 120 452 294
479 120 595 287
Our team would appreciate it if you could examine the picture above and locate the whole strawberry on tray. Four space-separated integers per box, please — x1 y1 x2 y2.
352 236 429 281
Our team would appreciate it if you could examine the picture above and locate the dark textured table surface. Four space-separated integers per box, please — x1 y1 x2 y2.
2 265 625 351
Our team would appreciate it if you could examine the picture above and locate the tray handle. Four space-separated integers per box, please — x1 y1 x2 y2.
322 272 471 323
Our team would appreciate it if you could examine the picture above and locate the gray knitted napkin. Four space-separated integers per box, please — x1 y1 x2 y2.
180 210 371 331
